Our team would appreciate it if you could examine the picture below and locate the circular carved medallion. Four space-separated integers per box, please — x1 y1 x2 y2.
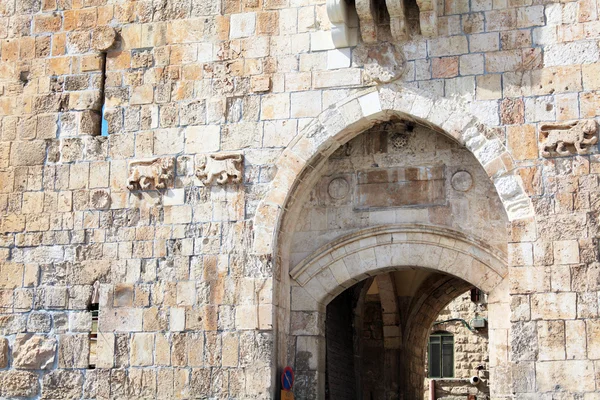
451 171 473 192
328 177 350 200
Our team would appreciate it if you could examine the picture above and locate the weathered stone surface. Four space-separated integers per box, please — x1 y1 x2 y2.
41 370 84 400
58 334 89 368
355 43 406 84
0 370 40 398
91 26 116 51
13 334 56 370
0 337 8 368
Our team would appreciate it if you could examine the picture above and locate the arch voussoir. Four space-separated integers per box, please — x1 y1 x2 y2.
290 225 507 306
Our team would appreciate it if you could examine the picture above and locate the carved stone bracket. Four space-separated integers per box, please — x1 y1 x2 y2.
326 0 359 48
416 0 438 37
355 0 378 43
539 120 598 157
126 157 174 190
195 153 244 185
385 0 408 41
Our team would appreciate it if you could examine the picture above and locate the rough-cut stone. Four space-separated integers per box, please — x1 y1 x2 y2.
41 370 83 400
0 337 8 368
13 334 56 370
0 371 40 398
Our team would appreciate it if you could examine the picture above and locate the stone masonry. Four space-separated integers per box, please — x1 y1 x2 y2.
424 290 490 400
1 0 600 398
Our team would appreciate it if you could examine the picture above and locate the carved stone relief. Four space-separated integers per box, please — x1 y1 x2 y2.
355 43 406 84
451 171 473 192
539 119 598 157
90 189 111 210
317 174 354 206
195 153 244 185
126 157 175 190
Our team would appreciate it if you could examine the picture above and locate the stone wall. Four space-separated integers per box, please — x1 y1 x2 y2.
1 0 600 397
424 290 490 399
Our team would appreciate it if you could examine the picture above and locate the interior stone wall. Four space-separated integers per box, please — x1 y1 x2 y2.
423 290 490 399
0 0 599 397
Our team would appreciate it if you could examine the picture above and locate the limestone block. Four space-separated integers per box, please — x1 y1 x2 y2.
507 125 537 160
260 93 290 120
13 333 56 369
251 75 271 93
10 140 46 166
535 360 595 392
0 337 7 368
58 334 89 368
313 69 362 89
565 320 586 360
99 308 143 332
544 41 600 67
96 332 114 368
586 319 600 359
222 332 239 367
170 307 186 331
230 12 256 38
131 333 154 366
553 239 580 264
291 91 322 118
0 371 40 398
91 26 116 51
531 292 576 320
41 370 84 400
236 305 258 329
537 320 566 361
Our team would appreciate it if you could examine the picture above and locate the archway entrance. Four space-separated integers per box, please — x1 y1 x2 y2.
324 269 490 400
252 86 533 399
289 226 507 399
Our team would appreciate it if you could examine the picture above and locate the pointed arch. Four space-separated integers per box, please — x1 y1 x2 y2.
253 84 535 256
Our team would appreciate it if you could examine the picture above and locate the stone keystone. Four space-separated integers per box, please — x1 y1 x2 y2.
13 334 57 370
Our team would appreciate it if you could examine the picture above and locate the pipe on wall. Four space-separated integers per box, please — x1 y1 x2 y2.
429 380 435 400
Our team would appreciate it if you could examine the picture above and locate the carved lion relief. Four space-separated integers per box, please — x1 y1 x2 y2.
127 157 174 190
539 120 598 157
196 153 244 185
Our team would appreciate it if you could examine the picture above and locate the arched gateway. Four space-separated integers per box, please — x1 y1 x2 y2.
253 84 537 399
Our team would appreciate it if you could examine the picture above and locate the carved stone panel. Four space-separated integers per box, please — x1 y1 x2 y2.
195 153 244 185
354 166 445 209
539 119 597 157
126 157 175 190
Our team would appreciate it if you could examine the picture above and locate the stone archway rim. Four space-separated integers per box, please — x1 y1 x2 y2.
290 223 508 283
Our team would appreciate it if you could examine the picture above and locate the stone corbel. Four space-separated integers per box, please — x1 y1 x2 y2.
195 153 244 185
326 0 359 48
416 0 438 37
355 0 378 43
385 0 408 41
